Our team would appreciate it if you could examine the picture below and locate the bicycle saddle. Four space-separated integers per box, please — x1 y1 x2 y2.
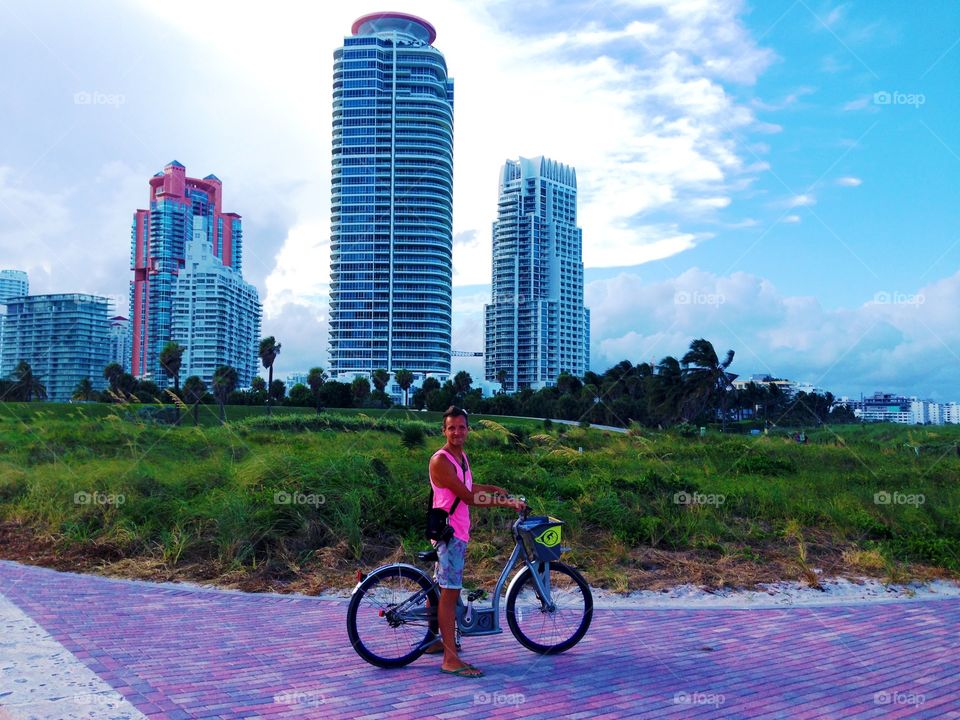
417 549 439 563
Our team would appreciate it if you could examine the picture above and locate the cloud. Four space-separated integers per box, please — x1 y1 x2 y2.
258 301 330 379
842 96 873 111
584 268 960 399
131 0 777 300
751 86 817 111
0 162 143 311
836 176 862 187
786 194 816 207
783 215 802 223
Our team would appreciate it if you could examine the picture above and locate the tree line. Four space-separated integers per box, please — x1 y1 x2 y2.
1 336 853 429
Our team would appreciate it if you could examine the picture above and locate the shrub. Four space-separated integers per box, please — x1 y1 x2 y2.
401 424 425 448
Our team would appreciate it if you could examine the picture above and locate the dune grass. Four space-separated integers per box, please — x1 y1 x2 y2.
0 403 958 590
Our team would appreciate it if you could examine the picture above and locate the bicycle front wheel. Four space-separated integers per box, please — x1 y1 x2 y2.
346 564 439 668
505 561 593 654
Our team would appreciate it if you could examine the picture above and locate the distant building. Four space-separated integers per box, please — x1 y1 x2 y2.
944 403 960 424
854 393 917 424
484 156 590 391
0 270 29 358
109 316 131 372
130 161 250 387
1 294 111 401
731 374 797 395
171 237 261 388
286 372 309 387
327 13 454 383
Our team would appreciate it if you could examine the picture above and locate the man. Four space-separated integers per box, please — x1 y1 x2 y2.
426 405 525 678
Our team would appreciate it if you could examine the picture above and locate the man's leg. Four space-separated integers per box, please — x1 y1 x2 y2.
434 537 481 676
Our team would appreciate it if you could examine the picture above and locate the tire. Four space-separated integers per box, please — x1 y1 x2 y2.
346 564 439 668
505 561 593 654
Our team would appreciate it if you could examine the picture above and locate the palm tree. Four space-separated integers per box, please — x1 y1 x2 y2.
650 355 684 425
11 360 46 402
496 368 508 395
103 362 123 399
183 375 207 426
72 377 95 401
258 336 281 416
394 368 414 407
680 338 736 429
370 368 390 407
211 365 238 423
351 376 370 407
159 341 185 393
453 371 473 403
307 367 328 415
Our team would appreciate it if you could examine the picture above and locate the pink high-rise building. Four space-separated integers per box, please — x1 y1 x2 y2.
129 160 244 385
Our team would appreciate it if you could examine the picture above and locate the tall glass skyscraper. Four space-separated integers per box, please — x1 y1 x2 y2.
130 161 256 387
328 12 454 380
484 157 590 391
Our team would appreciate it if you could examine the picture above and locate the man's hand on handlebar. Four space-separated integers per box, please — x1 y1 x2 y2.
497 494 526 512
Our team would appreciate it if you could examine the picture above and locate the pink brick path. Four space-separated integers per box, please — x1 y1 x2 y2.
1 560 958 719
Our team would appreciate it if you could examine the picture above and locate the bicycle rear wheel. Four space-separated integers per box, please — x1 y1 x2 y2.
505 561 593 654
346 564 439 668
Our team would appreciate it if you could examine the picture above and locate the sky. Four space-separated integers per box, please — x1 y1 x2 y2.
1 0 959 400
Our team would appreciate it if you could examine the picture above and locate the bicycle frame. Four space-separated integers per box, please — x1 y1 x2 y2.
371 516 558 650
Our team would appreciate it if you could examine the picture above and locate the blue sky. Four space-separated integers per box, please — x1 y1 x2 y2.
1 0 959 399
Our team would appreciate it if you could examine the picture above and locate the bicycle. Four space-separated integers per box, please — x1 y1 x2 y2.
346 501 593 668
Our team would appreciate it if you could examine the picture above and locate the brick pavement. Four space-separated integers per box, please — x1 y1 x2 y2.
0 560 958 719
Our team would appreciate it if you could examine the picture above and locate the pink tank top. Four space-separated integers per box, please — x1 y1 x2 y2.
430 448 472 542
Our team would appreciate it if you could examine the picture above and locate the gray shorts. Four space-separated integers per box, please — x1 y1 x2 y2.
434 537 467 590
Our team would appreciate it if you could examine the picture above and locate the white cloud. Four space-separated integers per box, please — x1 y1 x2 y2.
751 86 817 111
843 96 872 111
783 214 802 223
0 163 143 311
583 268 960 399
787 194 816 207
836 176 862 187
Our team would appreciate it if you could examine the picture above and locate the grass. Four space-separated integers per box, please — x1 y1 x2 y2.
0 402 958 591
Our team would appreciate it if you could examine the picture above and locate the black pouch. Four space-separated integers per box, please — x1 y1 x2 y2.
426 495 460 543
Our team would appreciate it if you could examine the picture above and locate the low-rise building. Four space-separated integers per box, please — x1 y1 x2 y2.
1 293 111 401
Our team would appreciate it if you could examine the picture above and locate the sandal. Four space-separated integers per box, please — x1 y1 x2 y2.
440 665 484 678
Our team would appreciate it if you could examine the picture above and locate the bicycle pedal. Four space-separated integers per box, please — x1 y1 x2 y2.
466 589 488 602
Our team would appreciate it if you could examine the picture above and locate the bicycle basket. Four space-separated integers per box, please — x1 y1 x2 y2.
517 515 565 562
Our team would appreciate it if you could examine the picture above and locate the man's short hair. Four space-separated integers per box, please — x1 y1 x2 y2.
442 405 468 428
